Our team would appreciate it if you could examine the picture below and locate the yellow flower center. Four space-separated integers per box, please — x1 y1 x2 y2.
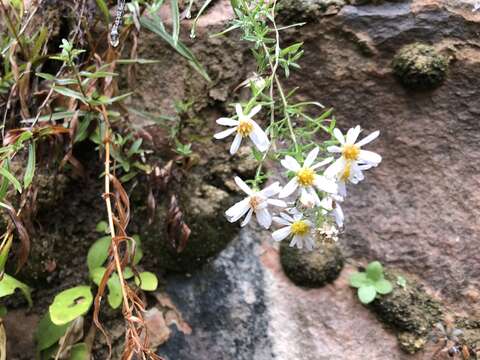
297 167 315 186
342 144 360 161
237 119 254 137
340 161 352 182
291 220 310 236
249 195 261 210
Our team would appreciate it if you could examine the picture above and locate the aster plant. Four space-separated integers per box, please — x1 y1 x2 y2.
214 0 382 250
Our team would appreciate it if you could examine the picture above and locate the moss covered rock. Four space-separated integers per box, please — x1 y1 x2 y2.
280 235 344 287
369 272 443 353
277 0 346 21
392 43 449 90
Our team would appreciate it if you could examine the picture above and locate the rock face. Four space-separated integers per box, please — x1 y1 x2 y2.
126 0 480 358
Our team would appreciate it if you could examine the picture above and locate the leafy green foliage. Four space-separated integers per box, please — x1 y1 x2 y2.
49 286 93 325
134 271 158 291
0 274 32 306
35 312 71 353
349 261 393 304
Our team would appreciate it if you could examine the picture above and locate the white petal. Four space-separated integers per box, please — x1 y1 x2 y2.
279 177 299 198
290 234 302 249
333 128 345 145
230 133 242 155
272 226 292 242
346 125 361 145
359 150 382 165
358 163 374 171
327 146 342 153
307 186 321 206
273 216 291 226
235 103 243 118
249 121 270 152
260 182 281 197
280 212 294 223
338 181 347 198
281 156 301 172
314 175 338 194
267 199 287 207
304 147 319 168
256 208 272 229
216 117 239 126
312 156 334 170
247 104 262 118
240 208 253 227
214 127 237 139
303 236 315 251
351 163 365 182
299 188 315 208
356 130 380 147
225 198 250 222
333 205 344 228
324 158 345 179
234 176 253 195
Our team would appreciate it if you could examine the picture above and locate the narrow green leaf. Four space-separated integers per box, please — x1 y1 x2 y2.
0 234 13 272
190 0 213 38
134 272 158 291
358 285 377 304
0 162 10 201
52 86 87 104
49 286 93 325
171 0 180 46
79 71 117 79
116 58 161 65
0 166 21 194
95 0 111 24
23 143 36 188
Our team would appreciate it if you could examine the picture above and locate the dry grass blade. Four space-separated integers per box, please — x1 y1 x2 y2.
4 201 30 271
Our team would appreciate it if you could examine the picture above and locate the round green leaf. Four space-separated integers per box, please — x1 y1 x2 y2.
123 267 134 280
0 273 32 306
87 236 111 273
349 272 370 288
366 261 383 281
134 272 158 291
375 279 393 295
358 285 377 304
49 286 93 325
69 342 88 360
107 273 122 309
90 267 106 286
35 312 70 352
95 221 109 234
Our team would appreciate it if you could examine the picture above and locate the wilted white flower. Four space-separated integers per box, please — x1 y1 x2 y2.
319 196 345 228
325 126 381 180
272 211 316 250
214 104 270 155
225 177 286 229
279 147 337 206
335 161 373 197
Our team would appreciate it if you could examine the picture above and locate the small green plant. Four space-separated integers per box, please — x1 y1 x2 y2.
349 261 393 304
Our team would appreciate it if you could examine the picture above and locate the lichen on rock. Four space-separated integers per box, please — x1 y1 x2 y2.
277 0 346 21
368 272 443 353
392 43 449 90
280 234 344 287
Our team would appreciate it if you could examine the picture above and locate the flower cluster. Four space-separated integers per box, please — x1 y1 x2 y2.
214 104 381 251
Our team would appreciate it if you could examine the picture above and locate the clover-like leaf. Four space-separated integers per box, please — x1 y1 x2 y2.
366 261 383 281
35 312 70 352
375 278 393 295
90 267 106 286
358 285 377 304
349 272 371 288
95 221 109 234
0 273 32 306
123 267 134 280
107 273 122 309
49 286 93 325
87 236 110 273
134 272 158 291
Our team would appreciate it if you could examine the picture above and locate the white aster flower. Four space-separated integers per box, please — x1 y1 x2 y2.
225 177 286 229
325 125 381 180
214 104 270 155
335 161 373 197
278 147 337 207
272 211 316 250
